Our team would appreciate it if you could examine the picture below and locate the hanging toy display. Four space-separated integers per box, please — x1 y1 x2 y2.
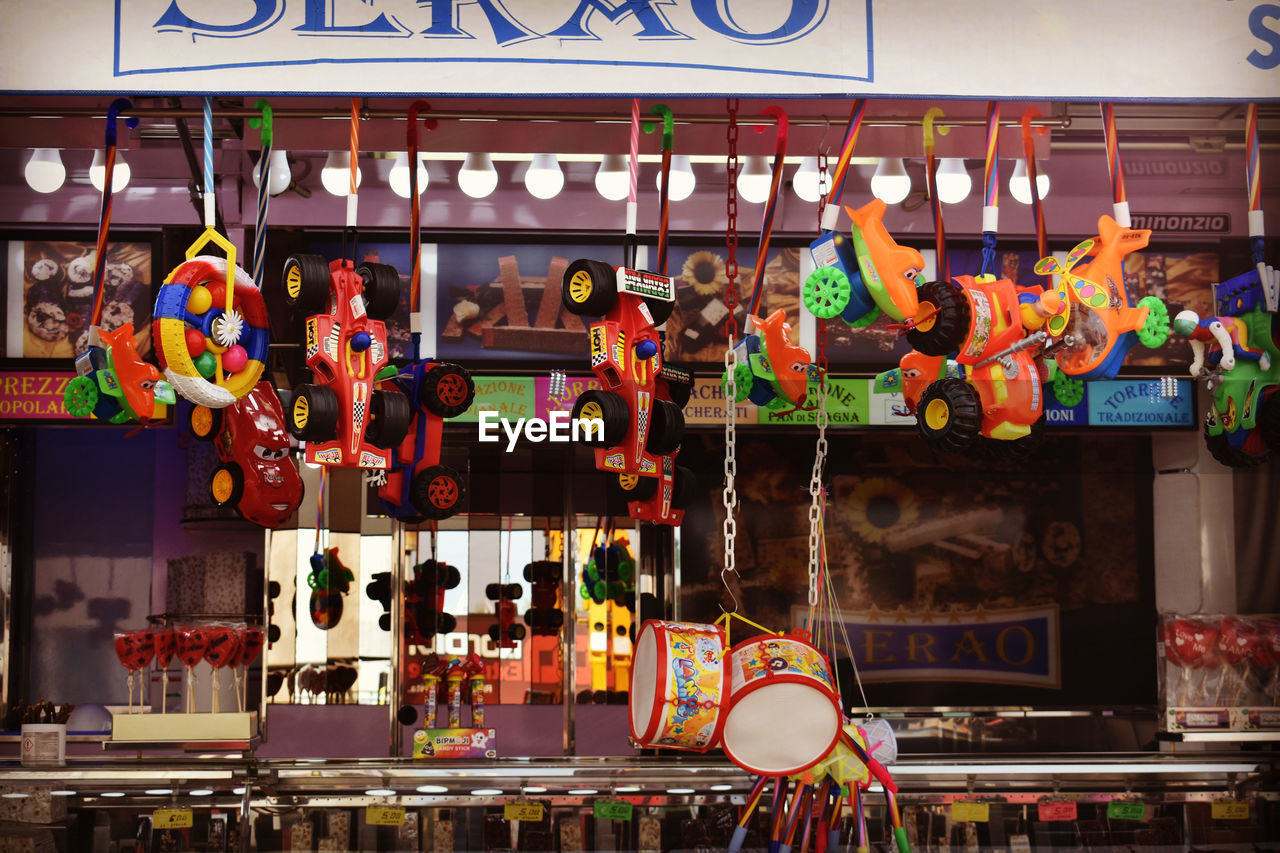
722 105 818 413
562 99 691 523
487 519 526 648
285 99 410 469
64 99 177 425
308 546 355 631
803 100 924 329
153 97 270 410
1170 103 1280 466
377 101 476 521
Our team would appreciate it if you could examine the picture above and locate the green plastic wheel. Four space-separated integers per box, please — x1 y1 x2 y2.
803 267 852 319
723 360 754 403
849 304 882 329
64 375 98 417
1136 296 1171 349
1052 371 1085 408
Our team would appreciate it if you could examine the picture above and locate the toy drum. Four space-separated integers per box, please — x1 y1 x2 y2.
629 620 727 751
721 632 841 775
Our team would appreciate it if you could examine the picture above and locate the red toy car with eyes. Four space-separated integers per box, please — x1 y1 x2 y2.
189 380 304 528
282 253 410 469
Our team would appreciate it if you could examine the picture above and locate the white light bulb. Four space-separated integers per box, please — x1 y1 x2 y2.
595 154 630 201
252 149 292 196
388 152 428 199
655 154 696 202
736 155 771 204
934 157 972 205
89 149 130 193
320 151 361 197
524 153 564 199
791 156 822 203
1009 159 1051 204
870 158 911 205
24 149 66 193
458 153 498 199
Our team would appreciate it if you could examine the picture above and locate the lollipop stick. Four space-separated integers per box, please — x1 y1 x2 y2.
161 671 168 714
126 672 133 715
212 668 220 714
234 668 243 713
187 667 195 713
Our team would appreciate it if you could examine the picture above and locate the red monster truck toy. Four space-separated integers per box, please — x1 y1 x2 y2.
485 582 526 648
282 249 410 469
522 560 564 637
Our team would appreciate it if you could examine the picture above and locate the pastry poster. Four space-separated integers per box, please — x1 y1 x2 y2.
10 240 152 359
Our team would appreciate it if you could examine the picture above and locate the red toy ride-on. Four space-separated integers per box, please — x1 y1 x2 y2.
282 250 410 469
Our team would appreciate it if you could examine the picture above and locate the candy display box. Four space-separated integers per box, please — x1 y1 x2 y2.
110 711 258 743
1159 612 1280 733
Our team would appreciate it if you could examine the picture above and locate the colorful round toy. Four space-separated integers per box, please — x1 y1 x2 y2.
153 255 269 408
629 620 727 752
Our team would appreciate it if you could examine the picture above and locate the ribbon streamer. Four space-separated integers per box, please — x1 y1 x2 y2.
923 107 949 282
747 106 789 317
202 97 216 228
1100 102 1129 226
827 100 867 211
980 101 1001 277
644 104 675 275
1020 108 1048 261
89 98 138 328
248 99 274 287
346 99 361 229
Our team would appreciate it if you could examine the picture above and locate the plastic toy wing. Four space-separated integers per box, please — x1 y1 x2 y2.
1033 256 1073 337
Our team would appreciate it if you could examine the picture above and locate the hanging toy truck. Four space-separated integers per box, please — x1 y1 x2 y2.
486 582 526 648
189 380 304 528
308 546 355 630
1172 266 1280 466
724 309 816 412
876 274 1058 455
523 560 564 636
1032 215 1171 393
561 259 687 496
803 198 924 328
620 364 696 525
406 559 461 640
377 360 475 521
63 324 176 424
282 252 411 469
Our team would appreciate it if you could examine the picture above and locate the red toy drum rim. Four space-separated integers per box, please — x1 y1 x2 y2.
629 620 727 752
720 635 841 776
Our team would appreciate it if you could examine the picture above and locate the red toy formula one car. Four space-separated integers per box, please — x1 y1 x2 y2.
282 252 410 468
189 380 304 528
561 259 693 524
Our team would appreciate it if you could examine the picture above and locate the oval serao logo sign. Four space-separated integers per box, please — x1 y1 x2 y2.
118 0 871 89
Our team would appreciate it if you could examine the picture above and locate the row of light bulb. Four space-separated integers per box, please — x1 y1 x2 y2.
25 147 1049 205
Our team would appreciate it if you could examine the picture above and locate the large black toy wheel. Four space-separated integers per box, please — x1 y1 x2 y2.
562 259 619 316
644 297 675 326
357 262 402 321
672 466 695 510
418 559 461 590
1259 391 1280 454
410 464 466 520
645 398 685 455
1204 421 1269 467
421 362 476 418
188 404 222 441
917 378 983 453
523 561 560 584
289 383 339 441
907 280 971 357
210 463 245 508
283 254 330 313
571 390 629 447
610 472 659 503
366 389 411 448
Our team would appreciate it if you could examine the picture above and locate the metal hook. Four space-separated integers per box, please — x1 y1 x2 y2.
816 114 831 156
248 99 273 147
104 98 138 147
718 569 740 615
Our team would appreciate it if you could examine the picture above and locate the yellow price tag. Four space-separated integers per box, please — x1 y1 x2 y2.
950 801 990 823
152 808 194 830
1211 800 1249 820
504 802 544 822
365 806 407 827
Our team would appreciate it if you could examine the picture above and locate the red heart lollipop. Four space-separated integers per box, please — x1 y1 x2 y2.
113 632 141 672
204 626 241 669
176 627 209 667
154 629 176 669
129 630 157 671
1256 619 1280 667
1169 618 1219 669
1163 620 1186 666
238 627 266 667
1218 617 1261 665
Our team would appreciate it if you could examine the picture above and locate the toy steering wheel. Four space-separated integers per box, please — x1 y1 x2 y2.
154 255 269 408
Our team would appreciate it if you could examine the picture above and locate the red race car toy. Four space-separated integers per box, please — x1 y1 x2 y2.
282 251 410 469
189 380 304 528
486 582 526 648
377 359 475 522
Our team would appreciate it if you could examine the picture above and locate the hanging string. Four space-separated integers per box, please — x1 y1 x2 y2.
202 97 216 229
1245 102 1266 267
347 98 361 229
89 98 137 328
645 104 675 276
923 107 950 282
1020 108 1049 261
826 100 867 215
746 106 789 319
249 99 274 288
407 100 437 361
1100 102 1130 227
980 101 1001 278
313 467 327 556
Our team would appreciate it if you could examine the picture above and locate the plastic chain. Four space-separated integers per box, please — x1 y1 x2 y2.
720 98 741 614
806 381 829 608
153 255 269 408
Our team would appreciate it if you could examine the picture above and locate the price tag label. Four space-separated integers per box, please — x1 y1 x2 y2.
594 800 634 821
1107 801 1146 821
1211 800 1249 820
1009 835 1031 853
152 808 194 830
365 806 406 827
504 802 544 822
1037 801 1078 822
950 801 989 822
